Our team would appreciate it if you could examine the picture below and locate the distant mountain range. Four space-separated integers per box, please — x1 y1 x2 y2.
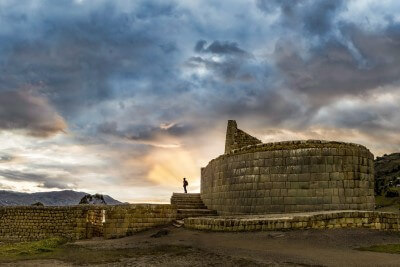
0 190 122 206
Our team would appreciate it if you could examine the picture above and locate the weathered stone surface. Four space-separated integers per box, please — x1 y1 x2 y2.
201 121 375 215
184 211 400 232
0 204 177 241
225 120 262 154
101 204 176 239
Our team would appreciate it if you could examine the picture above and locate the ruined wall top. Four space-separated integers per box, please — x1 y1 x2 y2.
224 120 262 154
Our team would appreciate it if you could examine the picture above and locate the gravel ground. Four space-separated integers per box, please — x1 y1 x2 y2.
2 226 400 266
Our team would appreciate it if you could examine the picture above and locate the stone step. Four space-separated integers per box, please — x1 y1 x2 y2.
171 202 206 209
171 195 202 198
177 208 216 213
172 192 200 196
173 204 207 209
171 199 204 204
172 204 205 208
177 214 217 220
172 196 202 199
172 193 200 199
172 202 206 206
171 199 204 203
171 198 203 202
176 209 217 219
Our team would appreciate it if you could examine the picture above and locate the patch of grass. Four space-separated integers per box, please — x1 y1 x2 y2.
375 196 399 207
0 237 67 260
0 241 268 266
0 241 195 264
357 244 400 254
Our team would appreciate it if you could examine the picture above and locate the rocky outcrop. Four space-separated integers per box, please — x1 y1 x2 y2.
79 194 107 205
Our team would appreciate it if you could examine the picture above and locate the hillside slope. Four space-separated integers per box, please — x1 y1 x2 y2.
375 153 400 195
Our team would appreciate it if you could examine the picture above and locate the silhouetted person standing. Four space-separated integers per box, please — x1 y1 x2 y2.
183 178 188 193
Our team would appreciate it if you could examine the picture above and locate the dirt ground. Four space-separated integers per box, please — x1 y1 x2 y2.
2 226 400 267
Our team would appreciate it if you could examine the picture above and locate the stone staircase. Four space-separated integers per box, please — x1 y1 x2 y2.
170 193 217 219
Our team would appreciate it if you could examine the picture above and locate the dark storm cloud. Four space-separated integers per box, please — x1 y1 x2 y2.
0 0 184 123
194 40 247 55
302 0 345 35
1 0 400 197
134 1 176 19
0 170 74 189
254 0 400 135
125 123 192 141
97 121 193 143
187 56 249 81
0 91 66 137
1 0 398 137
256 0 345 37
0 154 15 163
188 40 253 82
274 25 400 104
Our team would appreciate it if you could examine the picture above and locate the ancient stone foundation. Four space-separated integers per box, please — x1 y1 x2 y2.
103 204 176 239
185 211 400 232
0 204 176 241
201 121 375 215
0 206 98 241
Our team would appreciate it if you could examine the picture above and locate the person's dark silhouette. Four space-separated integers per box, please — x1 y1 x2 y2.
183 178 188 193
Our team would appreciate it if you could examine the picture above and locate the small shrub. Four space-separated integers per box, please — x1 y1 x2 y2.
385 188 400 198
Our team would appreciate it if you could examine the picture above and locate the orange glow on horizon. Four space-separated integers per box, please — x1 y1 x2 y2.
146 148 200 189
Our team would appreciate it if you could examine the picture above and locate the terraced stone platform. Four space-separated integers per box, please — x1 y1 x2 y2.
170 193 217 219
184 210 400 232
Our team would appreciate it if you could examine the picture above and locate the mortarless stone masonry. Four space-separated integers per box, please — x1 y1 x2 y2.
0 120 386 241
0 206 95 241
185 210 400 232
103 204 176 239
225 120 262 154
201 120 375 215
0 204 176 241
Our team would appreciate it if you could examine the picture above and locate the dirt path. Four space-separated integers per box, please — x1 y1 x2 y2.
3 227 400 266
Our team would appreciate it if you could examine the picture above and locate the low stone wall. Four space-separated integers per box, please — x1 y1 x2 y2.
0 204 177 241
185 211 400 232
201 140 375 215
0 206 92 241
103 204 176 239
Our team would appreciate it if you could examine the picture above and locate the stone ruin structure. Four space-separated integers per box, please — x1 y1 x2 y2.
200 120 376 215
0 120 398 242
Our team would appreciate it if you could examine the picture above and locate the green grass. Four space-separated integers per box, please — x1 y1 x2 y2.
375 196 398 207
0 239 195 264
357 244 400 254
0 240 265 266
0 237 67 260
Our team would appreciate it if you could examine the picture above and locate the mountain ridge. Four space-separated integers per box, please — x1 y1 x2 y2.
0 190 122 206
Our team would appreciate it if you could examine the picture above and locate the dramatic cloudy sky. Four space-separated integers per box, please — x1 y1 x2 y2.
0 0 399 202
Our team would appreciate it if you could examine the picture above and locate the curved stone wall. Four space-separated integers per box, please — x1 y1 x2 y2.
201 140 375 215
